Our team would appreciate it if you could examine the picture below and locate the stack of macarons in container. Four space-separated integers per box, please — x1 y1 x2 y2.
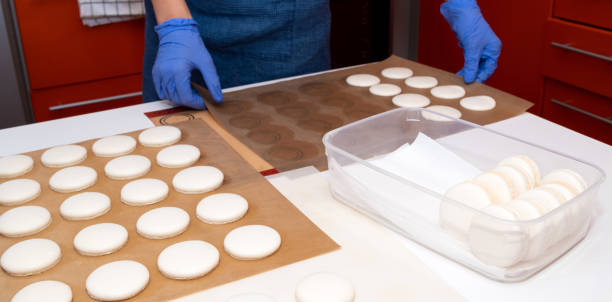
441 155 589 267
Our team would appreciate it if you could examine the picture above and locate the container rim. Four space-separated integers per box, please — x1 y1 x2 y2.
322 107 607 225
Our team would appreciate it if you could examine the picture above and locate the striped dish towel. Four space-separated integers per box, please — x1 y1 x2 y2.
78 0 145 27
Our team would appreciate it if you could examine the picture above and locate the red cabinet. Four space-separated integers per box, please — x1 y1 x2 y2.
418 0 611 145
542 79 611 145
553 0 612 31
14 0 145 121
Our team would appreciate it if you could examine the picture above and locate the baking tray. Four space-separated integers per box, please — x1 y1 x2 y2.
0 119 339 301
196 55 533 172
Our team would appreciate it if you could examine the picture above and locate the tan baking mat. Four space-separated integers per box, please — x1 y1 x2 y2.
0 119 339 301
193 55 533 172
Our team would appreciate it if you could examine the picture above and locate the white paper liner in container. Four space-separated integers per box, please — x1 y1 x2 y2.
323 108 605 281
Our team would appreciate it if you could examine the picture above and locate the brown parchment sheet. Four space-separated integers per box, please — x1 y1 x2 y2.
0 119 339 301
194 55 533 172
146 109 275 173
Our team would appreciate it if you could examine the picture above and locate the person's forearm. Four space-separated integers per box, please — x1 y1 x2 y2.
151 0 192 24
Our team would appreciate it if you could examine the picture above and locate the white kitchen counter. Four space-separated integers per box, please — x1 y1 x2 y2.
1 87 610 301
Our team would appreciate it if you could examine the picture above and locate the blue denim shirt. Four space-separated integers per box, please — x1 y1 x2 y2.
142 0 331 102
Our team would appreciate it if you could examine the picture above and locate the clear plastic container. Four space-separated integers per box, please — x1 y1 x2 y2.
322 108 605 281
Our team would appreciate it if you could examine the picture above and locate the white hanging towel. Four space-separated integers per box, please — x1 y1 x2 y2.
78 0 145 27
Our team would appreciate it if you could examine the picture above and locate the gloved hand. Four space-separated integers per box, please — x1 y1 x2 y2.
153 18 222 109
441 0 502 83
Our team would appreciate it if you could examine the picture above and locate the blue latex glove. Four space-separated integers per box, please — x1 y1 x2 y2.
441 0 502 83
153 18 222 109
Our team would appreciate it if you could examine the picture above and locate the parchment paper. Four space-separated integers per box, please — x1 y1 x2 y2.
196 55 533 172
0 119 339 301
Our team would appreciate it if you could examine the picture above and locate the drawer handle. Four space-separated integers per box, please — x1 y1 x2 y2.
551 98 612 125
551 42 612 63
48 91 142 111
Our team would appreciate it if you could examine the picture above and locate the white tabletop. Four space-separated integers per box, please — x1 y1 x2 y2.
1 87 611 301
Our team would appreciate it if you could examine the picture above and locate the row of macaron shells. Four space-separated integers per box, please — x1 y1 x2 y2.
0 126 281 301
346 67 496 121
442 155 588 267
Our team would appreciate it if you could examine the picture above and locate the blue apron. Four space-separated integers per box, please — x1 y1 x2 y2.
142 0 331 102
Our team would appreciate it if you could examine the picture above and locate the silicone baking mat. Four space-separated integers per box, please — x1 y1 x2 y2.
194 55 533 172
0 119 339 301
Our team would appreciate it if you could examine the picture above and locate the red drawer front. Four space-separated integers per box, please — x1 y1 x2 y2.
542 79 612 145
14 0 145 90
542 19 612 99
31 74 143 122
553 0 612 30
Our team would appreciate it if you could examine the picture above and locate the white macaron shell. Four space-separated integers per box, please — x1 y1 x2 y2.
136 207 190 239
345 74 380 87
157 240 219 280
49 166 97 193
381 67 413 79
196 193 249 224
172 166 224 194
1 238 61 276
60 192 111 220
86 260 149 301
156 144 201 168
542 169 587 193
41 145 87 168
104 155 151 180
0 179 41 206
11 280 72 302
474 172 513 204
422 105 462 121
430 85 466 99
138 126 181 147
0 206 51 237
224 225 281 260
73 223 128 256
469 204 524 267
121 178 169 206
369 83 402 96
92 135 137 157
0 155 34 178
405 76 438 89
